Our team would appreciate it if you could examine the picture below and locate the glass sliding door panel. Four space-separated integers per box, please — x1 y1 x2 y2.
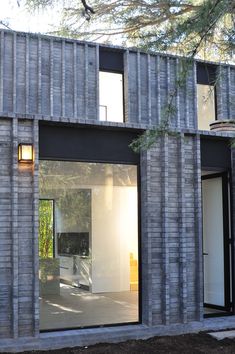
39 161 139 330
202 177 224 306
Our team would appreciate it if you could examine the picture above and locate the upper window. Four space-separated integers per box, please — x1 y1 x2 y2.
197 63 217 131
197 84 216 131
99 71 124 122
99 48 124 123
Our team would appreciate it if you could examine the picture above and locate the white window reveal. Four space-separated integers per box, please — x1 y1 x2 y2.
197 84 216 131
99 71 124 122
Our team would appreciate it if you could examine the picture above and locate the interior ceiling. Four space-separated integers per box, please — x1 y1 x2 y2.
201 169 224 176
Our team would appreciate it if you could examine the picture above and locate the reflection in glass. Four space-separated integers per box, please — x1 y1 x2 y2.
39 161 138 330
39 200 54 259
197 84 216 130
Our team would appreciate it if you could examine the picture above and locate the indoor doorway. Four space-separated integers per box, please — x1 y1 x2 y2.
202 172 232 316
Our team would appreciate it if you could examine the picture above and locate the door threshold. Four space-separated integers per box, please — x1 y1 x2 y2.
204 312 233 318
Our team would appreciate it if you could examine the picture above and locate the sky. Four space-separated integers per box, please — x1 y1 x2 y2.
0 0 123 47
0 0 61 33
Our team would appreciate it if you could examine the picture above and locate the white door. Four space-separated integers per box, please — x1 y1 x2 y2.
202 176 225 306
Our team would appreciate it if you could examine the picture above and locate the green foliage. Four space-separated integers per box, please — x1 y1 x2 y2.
25 0 235 63
39 258 60 284
57 190 91 232
39 162 92 233
39 200 53 258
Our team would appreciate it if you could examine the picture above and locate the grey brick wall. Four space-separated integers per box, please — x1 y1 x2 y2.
1 30 234 129
17 120 37 337
141 134 202 327
0 29 234 351
0 117 38 340
0 119 12 339
0 30 198 128
216 66 235 121
0 31 99 121
0 117 206 342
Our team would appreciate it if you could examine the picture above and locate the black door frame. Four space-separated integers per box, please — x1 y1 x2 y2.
202 172 232 313
39 123 142 332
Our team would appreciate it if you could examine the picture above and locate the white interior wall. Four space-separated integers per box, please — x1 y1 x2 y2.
99 72 124 122
92 185 138 293
40 162 138 294
197 84 215 131
202 177 224 306
43 184 138 293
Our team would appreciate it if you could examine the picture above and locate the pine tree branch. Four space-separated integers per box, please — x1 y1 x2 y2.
80 0 95 15
0 20 12 30
190 0 227 57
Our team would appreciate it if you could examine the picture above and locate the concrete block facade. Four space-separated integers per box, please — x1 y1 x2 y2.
0 29 235 351
0 117 39 341
141 134 202 327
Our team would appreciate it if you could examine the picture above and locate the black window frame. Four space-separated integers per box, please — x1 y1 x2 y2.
39 122 142 332
99 47 125 123
196 62 218 123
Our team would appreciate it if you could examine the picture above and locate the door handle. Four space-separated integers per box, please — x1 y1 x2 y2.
203 252 208 256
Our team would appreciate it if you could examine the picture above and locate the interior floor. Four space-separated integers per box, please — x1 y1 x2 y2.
40 283 139 330
204 306 230 315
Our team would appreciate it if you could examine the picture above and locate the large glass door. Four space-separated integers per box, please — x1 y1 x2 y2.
202 173 231 314
39 161 139 330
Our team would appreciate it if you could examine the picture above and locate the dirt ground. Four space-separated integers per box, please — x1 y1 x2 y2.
4 332 235 354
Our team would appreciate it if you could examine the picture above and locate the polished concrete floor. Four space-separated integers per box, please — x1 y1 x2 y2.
40 283 139 331
204 306 228 315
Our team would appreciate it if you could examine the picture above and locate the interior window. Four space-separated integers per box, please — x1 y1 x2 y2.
197 84 216 131
99 71 124 122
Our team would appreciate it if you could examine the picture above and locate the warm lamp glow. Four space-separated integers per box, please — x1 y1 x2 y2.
18 143 34 163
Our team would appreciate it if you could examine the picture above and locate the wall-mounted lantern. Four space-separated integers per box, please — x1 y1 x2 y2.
18 143 34 163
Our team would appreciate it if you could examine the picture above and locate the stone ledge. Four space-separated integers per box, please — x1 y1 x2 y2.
1 114 235 139
210 120 235 133
1 317 235 353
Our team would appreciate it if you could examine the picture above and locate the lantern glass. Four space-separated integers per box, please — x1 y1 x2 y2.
18 144 33 162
